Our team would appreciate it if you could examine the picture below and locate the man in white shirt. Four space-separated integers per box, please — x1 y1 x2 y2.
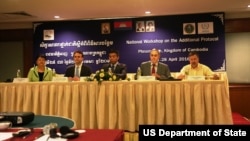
64 50 92 81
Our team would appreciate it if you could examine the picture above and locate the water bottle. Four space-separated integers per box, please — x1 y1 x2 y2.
136 67 141 80
108 67 112 74
17 69 21 78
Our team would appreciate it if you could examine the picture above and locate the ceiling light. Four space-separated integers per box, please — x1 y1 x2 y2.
54 16 60 19
248 5 250 8
145 11 151 14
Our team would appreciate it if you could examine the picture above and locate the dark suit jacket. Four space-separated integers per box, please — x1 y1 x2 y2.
102 63 127 80
140 61 171 79
64 64 92 77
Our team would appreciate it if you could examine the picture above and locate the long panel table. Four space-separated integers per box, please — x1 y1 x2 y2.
0 78 233 132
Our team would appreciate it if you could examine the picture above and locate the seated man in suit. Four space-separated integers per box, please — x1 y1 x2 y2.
64 50 92 81
139 48 171 80
101 49 127 80
177 51 219 80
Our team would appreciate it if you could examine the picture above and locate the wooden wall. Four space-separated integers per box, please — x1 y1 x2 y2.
0 29 33 76
225 18 250 33
0 18 250 119
229 83 250 118
225 18 250 118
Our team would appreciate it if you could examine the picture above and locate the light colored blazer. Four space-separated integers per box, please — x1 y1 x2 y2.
140 61 171 79
27 66 53 82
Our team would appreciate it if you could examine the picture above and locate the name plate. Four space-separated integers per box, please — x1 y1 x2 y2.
80 77 87 82
13 78 29 83
137 76 156 81
52 77 68 82
187 76 205 80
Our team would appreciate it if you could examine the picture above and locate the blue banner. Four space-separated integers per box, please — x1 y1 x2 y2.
34 12 225 74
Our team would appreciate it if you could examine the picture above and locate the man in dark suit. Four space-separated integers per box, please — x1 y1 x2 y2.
139 48 171 80
102 49 127 80
64 50 92 81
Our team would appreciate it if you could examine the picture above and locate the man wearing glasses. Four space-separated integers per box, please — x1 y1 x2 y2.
138 48 171 80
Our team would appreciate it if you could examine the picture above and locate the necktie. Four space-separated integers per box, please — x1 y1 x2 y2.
152 64 155 74
111 65 115 73
75 66 80 77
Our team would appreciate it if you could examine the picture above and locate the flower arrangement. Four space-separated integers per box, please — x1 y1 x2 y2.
85 69 119 84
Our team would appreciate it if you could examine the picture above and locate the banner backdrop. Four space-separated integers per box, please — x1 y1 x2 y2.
34 12 225 74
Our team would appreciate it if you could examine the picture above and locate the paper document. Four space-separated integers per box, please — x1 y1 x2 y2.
0 132 13 140
35 134 67 141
